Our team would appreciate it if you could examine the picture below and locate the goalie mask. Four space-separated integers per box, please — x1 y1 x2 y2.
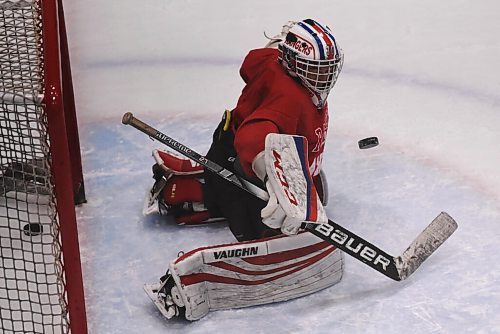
278 19 344 109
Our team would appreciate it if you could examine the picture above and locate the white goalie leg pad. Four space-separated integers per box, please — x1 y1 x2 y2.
168 232 344 320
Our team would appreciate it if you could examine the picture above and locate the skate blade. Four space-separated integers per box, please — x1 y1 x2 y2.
143 283 176 319
142 194 160 215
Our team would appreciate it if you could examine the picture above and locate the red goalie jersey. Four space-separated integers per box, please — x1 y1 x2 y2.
231 47 329 178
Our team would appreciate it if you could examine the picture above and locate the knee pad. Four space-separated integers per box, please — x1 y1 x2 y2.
158 175 218 225
149 149 224 225
162 175 204 206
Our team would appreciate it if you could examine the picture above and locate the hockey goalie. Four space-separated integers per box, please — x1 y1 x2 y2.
143 18 345 321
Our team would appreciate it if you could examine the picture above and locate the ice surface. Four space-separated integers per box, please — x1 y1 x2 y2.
63 0 500 332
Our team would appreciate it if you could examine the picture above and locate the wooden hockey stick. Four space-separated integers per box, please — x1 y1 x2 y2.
122 112 457 281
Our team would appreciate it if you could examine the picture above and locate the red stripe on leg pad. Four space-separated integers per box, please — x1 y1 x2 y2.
180 246 335 286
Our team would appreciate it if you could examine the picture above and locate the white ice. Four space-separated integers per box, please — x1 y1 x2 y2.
63 0 500 333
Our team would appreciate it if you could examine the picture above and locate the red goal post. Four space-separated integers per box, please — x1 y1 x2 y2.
0 0 87 333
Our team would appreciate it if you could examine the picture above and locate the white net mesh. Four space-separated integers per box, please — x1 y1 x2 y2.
0 1 70 333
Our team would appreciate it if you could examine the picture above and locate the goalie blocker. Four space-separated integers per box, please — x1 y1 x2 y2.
144 231 343 321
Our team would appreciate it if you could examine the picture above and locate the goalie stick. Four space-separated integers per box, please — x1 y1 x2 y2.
122 112 457 281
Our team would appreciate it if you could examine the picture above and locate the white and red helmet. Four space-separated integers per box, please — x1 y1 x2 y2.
277 19 344 109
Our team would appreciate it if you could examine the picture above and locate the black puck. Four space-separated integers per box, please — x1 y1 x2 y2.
23 223 43 236
358 137 379 149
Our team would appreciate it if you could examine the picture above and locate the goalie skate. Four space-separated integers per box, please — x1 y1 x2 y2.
144 271 185 320
142 175 167 216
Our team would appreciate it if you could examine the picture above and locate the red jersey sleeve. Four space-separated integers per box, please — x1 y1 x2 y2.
233 119 278 178
233 106 300 178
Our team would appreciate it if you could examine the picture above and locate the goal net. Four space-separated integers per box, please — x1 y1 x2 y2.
0 1 87 333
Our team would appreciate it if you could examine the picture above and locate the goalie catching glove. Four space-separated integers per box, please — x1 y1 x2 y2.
252 134 328 235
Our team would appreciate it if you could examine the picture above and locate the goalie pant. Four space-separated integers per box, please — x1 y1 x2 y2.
154 232 343 321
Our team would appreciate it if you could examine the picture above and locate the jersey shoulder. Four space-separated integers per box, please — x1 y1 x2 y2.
243 49 313 112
